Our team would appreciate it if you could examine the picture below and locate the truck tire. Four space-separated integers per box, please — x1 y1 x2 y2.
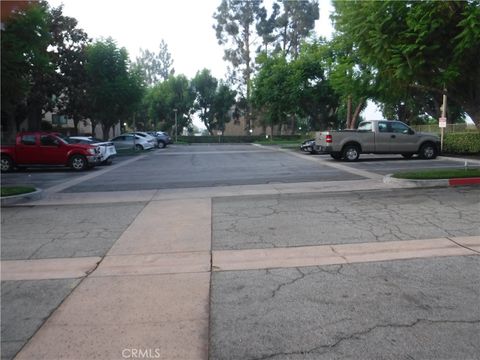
69 155 88 171
330 152 342 160
1 155 13 172
419 143 438 160
342 145 360 161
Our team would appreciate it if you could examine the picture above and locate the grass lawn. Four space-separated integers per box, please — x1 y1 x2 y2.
1 186 36 197
393 168 480 180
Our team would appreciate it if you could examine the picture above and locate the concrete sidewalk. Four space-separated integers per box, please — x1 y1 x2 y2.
5 185 479 359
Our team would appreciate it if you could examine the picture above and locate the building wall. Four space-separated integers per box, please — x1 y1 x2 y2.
43 112 120 139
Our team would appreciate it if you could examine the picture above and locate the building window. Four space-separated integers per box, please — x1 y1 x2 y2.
52 114 67 125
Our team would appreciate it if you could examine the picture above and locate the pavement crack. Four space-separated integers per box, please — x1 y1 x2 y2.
270 268 306 298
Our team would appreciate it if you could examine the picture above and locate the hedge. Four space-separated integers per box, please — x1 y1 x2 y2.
177 135 304 143
443 132 480 154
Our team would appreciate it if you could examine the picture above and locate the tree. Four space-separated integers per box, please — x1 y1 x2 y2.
1 1 52 140
332 0 480 128
49 5 91 135
85 38 144 139
273 0 319 59
191 69 237 135
213 0 264 134
134 39 174 86
147 75 195 135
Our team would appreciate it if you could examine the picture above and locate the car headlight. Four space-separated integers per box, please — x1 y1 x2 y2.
87 148 96 155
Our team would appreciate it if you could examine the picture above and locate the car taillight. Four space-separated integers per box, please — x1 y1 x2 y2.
326 134 332 143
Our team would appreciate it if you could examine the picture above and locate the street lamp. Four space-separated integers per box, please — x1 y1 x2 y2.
173 108 178 143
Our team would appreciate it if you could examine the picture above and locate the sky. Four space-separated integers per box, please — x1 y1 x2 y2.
47 0 382 125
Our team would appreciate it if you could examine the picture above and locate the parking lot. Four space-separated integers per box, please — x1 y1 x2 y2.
1 144 479 360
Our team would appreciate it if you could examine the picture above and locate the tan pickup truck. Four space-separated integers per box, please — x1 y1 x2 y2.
314 120 440 161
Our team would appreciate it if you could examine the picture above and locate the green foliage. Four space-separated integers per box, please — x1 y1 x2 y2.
443 132 480 154
178 134 302 144
1 1 52 135
332 0 480 128
393 168 480 180
85 38 145 139
147 75 195 134
1 186 36 197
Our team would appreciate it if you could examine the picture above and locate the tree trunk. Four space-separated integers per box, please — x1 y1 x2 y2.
351 98 366 129
346 95 352 129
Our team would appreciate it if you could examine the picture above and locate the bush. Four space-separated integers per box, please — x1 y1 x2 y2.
443 132 480 154
177 135 304 143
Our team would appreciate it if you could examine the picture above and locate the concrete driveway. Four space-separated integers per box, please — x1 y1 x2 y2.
1 145 479 360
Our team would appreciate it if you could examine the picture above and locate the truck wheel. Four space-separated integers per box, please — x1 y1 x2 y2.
69 155 88 171
419 143 437 160
330 152 342 160
342 145 360 161
1 155 13 172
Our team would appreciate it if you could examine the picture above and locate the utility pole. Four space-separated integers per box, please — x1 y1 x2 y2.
173 108 178 143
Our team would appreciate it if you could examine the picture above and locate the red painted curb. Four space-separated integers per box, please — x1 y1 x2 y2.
448 178 480 186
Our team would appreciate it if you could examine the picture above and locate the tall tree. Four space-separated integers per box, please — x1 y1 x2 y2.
191 69 237 135
86 38 144 139
213 0 263 134
1 1 54 139
332 0 480 128
147 75 195 135
49 5 91 135
134 40 174 86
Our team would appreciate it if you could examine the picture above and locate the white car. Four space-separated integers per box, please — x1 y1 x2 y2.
67 136 117 165
110 134 154 151
128 132 158 148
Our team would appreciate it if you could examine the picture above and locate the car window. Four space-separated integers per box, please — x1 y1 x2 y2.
357 122 372 131
20 134 36 145
391 122 410 134
40 135 59 146
378 122 388 133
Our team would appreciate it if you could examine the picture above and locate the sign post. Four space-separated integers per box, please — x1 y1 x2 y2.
439 90 447 152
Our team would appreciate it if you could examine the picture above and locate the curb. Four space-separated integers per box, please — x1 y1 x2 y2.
384 175 480 188
1 188 43 206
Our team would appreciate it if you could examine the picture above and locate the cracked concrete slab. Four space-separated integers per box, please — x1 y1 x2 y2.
213 187 480 250
1 257 101 281
1 203 146 260
212 236 479 271
1 279 81 360
209 256 480 360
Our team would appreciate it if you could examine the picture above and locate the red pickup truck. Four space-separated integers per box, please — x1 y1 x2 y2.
1 132 102 172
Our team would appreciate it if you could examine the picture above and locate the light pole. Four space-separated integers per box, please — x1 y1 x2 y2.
173 108 178 143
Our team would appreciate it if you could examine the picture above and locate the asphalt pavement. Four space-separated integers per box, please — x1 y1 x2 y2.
1 144 479 360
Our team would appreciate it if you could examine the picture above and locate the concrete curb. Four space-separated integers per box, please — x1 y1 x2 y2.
384 174 480 188
1 188 43 206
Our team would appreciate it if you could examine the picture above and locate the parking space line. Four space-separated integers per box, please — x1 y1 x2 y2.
43 155 147 194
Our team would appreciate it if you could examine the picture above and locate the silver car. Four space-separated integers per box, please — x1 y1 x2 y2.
147 131 172 148
110 134 154 151
128 132 158 148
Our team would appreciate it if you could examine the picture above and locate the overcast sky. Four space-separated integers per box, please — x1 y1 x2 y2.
48 0 334 79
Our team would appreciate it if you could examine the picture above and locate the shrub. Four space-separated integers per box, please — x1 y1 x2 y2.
177 135 304 143
443 132 480 154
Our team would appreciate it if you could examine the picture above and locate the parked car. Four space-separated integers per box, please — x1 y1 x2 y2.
67 136 117 165
147 131 172 148
315 120 440 161
128 132 158 148
110 134 154 151
0 132 101 172
300 139 318 154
